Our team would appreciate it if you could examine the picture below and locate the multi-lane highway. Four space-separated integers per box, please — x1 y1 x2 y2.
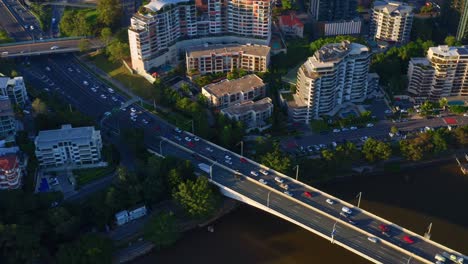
0 0 43 40
0 0 31 41
0 38 103 57
18 54 467 264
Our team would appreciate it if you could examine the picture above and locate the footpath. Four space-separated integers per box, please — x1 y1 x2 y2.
112 198 239 264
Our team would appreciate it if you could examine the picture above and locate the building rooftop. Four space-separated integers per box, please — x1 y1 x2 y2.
144 0 191 12
221 97 273 116
373 1 413 15
186 44 270 58
35 124 99 147
0 154 18 171
428 45 468 57
0 96 13 118
280 14 304 27
203 74 265 97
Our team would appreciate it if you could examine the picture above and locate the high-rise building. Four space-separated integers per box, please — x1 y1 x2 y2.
286 41 371 123
0 96 16 140
128 0 272 73
407 45 468 102
370 1 413 44
0 76 28 106
309 0 357 21
35 124 103 167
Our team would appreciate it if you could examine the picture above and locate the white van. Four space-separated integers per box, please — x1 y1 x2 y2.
342 206 352 215
435 254 446 262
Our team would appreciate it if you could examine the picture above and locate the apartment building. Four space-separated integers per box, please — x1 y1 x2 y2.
128 0 272 73
0 96 16 140
202 74 266 108
279 13 304 38
0 76 28 106
370 1 414 44
221 97 273 131
407 45 468 102
319 19 362 37
286 41 371 123
407 58 435 103
0 147 24 190
35 124 103 167
309 0 357 21
186 44 270 75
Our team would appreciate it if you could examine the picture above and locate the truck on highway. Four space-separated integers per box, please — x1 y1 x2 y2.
198 163 210 174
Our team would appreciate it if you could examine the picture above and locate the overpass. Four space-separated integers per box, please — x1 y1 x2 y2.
41 2 96 8
0 37 104 58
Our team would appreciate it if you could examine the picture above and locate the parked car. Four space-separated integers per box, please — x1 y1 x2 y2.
333 129 341 133
259 179 268 185
366 123 374 127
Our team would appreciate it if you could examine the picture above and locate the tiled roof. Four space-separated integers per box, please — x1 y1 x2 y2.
0 154 17 171
280 14 303 27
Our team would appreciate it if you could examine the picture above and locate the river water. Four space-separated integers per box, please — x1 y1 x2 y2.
134 162 468 264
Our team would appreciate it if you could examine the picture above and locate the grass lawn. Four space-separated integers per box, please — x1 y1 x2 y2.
74 166 115 187
89 53 156 99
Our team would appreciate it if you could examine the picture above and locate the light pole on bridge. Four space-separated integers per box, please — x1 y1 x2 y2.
406 255 412 264
331 221 337 244
356 192 362 208
293 165 299 181
236 141 244 157
209 161 216 181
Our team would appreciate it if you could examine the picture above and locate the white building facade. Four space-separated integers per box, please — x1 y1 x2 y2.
34 124 103 167
287 41 371 123
0 76 28 106
221 97 273 131
370 1 413 44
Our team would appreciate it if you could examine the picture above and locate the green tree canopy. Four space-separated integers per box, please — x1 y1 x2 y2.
97 0 122 27
173 176 218 218
100 27 112 45
32 98 47 114
106 41 130 62
144 212 180 249
55 234 113 264
362 138 392 162
260 143 291 173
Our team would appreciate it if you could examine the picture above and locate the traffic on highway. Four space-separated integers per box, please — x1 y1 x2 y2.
18 54 467 264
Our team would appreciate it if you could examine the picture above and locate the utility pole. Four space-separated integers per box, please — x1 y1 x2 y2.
356 192 362 208
294 165 299 181
331 221 337 244
237 141 244 156
424 222 432 239
267 191 271 207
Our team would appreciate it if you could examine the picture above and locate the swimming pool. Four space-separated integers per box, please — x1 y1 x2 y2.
272 41 281 49
448 100 465 106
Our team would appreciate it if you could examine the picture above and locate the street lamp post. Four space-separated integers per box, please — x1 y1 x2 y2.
267 191 271 207
237 141 244 156
406 256 412 264
356 192 362 208
209 162 216 181
331 221 337 244
293 165 299 181
159 138 165 155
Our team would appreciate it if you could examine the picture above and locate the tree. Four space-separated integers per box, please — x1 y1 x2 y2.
173 176 217 218
78 38 90 52
390 126 399 135
106 41 129 62
144 212 180 249
260 144 291 173
400 139 424 161
100 27 112 45
97 0 122 27
454 126 468 147
362 138 392 162
32 98 47 114
444 36 460 46
439 97 448 111
10 70 18 77
142 156 167 204
55 234 113 264
59 11 92 37
0 29 13 44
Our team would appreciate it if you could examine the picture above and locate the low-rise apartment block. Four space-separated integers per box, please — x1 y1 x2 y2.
0 147 24 190
0 96 16 140
186 44 270 75
221 97 273 131
35 124 103 167
0 76 28 106
279 14 304 38
201 74 266 108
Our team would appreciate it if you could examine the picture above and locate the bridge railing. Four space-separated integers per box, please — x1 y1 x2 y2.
160 136 434 264
194 133 465 258
0 36 90 47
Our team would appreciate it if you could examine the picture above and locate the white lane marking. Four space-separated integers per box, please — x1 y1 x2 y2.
355 240 363 244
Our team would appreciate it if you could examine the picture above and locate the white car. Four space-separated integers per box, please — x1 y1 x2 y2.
367 237 379 243
333 129 340 133
111 96 118 102
326 198 335 205
130 112 137 117
366 123 374 127
258 179 268 185
50 46 59 50
341 127 349 131
174 127 182 133
284 191 293 197
108 88 115 93
205 147 213 152
259 169 269 175
100 94 107 99
131 107 136 113
350 126 357 130
67 67 73 72
385 110 393 114
464 113 468 117
185 137 191 142
274 177 284 184
194 137 200 141
342 206 353 215
224 159 233 165
45 66 51 71
130 117 137 122
83 81 89 86
224 155 231 160
91 88 97 93
331 142 337 148
142 119 149 125
250 171 259 177
174 136 182 141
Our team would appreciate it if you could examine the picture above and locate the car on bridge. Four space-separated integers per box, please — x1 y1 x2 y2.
368 237 379 243
341 206 352 215
274 176 284 184
258 179 267 185
326 198 335 205
250 171 259 177
259 169 269 176
284 191 293 197
403 235 414 244
303 191 313 198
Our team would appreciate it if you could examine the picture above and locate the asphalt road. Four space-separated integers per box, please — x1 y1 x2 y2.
0 38 103 57
0 0 31 41
2 0 43 39
18 54 466 264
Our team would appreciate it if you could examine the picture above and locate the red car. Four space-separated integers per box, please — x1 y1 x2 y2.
303 191 313 198
379 224 389 233
187 142 195 148
403 235 414 244
240 157 247 163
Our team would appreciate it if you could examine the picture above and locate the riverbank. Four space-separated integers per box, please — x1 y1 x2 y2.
114 198 239 263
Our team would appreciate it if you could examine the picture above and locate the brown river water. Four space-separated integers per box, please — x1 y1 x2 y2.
133 162 468 264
